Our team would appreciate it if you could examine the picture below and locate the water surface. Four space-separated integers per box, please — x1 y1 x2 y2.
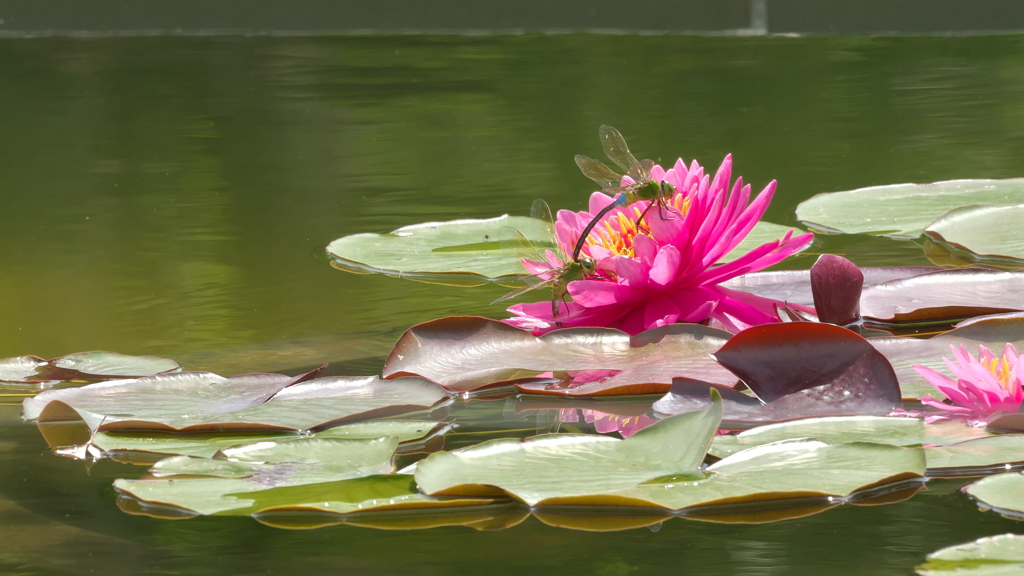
2 33 1024 575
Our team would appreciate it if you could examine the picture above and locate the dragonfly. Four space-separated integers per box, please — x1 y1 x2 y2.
491 198 600 321
572 125 677 261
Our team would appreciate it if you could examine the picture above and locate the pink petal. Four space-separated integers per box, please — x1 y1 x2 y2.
642 296 682 330
648 245 681 288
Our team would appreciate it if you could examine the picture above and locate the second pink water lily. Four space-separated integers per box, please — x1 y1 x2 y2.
506 155 813 335
911 343 1024 427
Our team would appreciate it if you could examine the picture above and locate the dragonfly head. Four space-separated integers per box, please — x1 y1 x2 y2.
659 181 676 197
579 256 598 275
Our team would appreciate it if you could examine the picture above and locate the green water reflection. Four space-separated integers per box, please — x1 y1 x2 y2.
1 32 1024 575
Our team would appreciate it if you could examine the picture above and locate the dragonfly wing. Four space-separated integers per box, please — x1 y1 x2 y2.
499 226 548 276
633 159 655 182
575 155 624 190
498 223 566 280
530 198 556 241
599 125 643 179
530 198 578 265
490 275 558 304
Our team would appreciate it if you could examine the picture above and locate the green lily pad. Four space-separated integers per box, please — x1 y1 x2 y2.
244 475 498 518
709 416 928 458
966 472 1024 519
926 435 1024 476
796 178 1024 238
326 214 539 285
414 392 723 506
327 214 807 287
114 436 401 515
918 534 1024 575
25 372 449 432
619 440 925 512
114 437 496 518
254 501 530 531
707 416 1010 473
93 420 448 460
417 390 924 512
924 205 1024 266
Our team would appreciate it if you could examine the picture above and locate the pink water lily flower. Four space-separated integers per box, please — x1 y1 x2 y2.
911 343 1024 427
505 155 814 335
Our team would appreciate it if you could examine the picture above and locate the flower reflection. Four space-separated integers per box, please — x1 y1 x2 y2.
558 407 658 438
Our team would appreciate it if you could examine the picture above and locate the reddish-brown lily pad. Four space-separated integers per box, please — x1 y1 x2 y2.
382 316 736 395
654 323 901 426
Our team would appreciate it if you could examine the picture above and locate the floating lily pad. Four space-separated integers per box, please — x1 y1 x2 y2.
24 369 449 432
414 392 722 506
721 266 940 309
92 421 448 461
619 440 925 512
383 316 736 395
656 323 901 425
707 415 1010 474
860 268 1024 324
255 501 529 531
709 416 927 458
741 263 1024 327
418 420 924 513
326 214 805 287
714 322 900 405
0 351 179 386
871 316 1024 400
326 214 540 285
24 371 304 429
796 178 1024 238
0 356 51 383
966 472 1024 520
926 435 1024 476
114 436 500 519
918 533 1024 575
530 509 671 532
114 436 400 515
924 204 1024 266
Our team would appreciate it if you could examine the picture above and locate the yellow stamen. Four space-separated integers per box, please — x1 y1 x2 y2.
982 354 1016 393
580 191 693 259
668 193 692 217
583 205 646 258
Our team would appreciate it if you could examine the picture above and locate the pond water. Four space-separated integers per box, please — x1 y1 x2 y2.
2 33 1024 575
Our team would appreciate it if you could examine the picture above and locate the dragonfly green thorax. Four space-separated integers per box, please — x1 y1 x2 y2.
572 125 677 261
541 256 597 318
624 178 676 204
491 199 600 320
